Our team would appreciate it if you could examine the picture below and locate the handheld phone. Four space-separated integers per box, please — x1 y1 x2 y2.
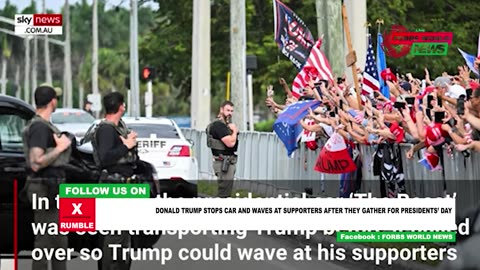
393 101 406 110
434 111 445 123
466 88 473 100
437 95 443 107
421 79 426 92
337 77 344 85
425 108 432 121
405 97 415 106
448 118 457 127
329 111 336 117
427 95 434 109
267 85 274 97
313 83 323 98
319 79 329 88
457 95 466 115
340 100 344 110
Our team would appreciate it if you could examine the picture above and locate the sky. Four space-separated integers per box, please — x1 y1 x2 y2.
0 0 158 13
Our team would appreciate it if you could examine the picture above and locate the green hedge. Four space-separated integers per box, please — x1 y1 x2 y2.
254 119 276 132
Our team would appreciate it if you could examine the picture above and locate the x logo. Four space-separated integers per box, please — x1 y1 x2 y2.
72 203 83 215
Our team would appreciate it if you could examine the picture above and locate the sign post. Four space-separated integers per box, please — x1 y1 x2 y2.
341 4 363 110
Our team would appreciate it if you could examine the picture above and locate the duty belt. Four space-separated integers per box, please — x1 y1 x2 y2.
213 154 236 161
100 172 140 184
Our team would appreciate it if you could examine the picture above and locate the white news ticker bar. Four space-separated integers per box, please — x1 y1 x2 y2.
95 198 456 231
14 26 62 36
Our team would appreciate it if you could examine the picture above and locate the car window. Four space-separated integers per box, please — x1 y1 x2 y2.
51 111 95 124
127 124 180 139
0 114 27 152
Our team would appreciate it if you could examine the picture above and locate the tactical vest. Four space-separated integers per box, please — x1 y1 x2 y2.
91 119 138 168
206 119 228 151
22 115 72 171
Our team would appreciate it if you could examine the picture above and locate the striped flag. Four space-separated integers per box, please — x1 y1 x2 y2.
291 39 334 99
348 109 364 124
458 48 480 77
361 35 380 104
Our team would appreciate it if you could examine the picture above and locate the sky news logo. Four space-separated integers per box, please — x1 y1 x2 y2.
14 14 63 36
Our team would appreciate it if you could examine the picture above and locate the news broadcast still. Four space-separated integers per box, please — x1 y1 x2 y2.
1 0 480 270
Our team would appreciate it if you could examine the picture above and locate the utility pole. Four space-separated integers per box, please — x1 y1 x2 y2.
129 1 134 115
191 0 211 130
79 83 84 109
92 0 99 96
230 0 247 131
1 40 8 95
315 0 344 77
43 0 52 85
64 0 73 108
130 0 140 118
32 36 38 105
15 64 20 98
24 37 30 104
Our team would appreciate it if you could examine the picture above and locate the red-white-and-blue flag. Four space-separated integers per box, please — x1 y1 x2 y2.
362 35 380 104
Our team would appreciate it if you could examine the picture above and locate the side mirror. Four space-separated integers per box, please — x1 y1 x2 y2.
187 139 194 147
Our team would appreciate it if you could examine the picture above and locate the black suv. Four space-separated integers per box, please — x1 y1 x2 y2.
0 94 160 256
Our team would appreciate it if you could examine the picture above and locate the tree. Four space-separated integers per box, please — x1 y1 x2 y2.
79 48 129 95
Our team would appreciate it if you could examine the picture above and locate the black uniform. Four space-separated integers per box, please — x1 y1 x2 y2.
209 120 238 156
92 120 136 270
207 120 238 198
23 116 70 270
96 124 134 176
27 122 65 178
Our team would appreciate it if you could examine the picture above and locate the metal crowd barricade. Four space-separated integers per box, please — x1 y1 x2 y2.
182 129 480 210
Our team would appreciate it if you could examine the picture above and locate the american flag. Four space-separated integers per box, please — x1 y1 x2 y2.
361 35 380 104
291 39 334 99
348 109 364 124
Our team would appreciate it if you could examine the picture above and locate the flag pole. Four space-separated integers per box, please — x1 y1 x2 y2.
364 22 371 45
376 19 384 35
477 32 480 58
342 3 363 110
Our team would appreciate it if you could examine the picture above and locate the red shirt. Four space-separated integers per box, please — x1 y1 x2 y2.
388 122 405 143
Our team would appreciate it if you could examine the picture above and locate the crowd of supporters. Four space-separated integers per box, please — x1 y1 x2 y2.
265 60 480 172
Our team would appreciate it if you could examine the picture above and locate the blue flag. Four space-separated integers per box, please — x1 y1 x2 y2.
377 33 389 98
458 48 480 78
273 0 315 71
273 100 321 157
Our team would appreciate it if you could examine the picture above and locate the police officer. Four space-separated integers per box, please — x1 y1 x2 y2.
23 85 71 270
91 92 137 270
206 101 239 198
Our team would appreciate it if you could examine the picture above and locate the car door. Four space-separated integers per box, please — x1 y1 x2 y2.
0 102 35 254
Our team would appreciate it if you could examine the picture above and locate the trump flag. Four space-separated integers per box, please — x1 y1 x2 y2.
273 100 321 157
273 0 315 71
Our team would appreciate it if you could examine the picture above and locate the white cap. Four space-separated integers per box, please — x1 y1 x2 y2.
446 84 466 99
